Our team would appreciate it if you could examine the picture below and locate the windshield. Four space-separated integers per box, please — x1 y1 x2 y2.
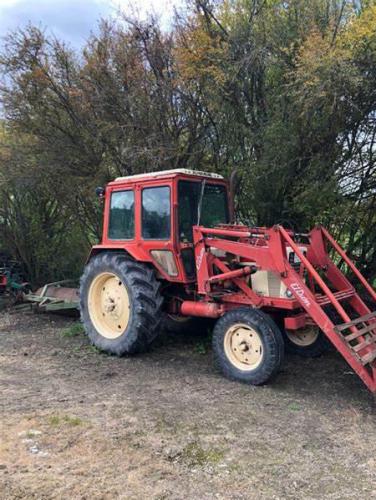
178 180 229 242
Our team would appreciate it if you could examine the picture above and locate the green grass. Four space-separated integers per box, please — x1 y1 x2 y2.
62 323 85 338
48 415 84 427
181 442 224 467
86 344 102 354
25 430 42 438
194 335 212 355
288 402 301 412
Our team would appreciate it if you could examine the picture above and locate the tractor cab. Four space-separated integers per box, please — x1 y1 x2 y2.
94 169 232 283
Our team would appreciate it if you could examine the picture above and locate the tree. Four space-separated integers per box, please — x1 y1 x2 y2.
0 2 376 284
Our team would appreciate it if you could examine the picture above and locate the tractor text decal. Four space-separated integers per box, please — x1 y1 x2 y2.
196 248 205 271
290 283 311 308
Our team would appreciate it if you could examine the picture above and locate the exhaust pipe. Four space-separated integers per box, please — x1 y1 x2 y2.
180 301 223 318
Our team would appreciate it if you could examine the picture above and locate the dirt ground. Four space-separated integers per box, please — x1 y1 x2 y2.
1 311 376 500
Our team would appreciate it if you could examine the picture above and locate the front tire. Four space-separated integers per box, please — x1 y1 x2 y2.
284 326 329 358
212 308 284 385
80 253 163 355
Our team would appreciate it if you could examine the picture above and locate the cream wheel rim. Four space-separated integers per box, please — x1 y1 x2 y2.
88 272 130 339
224 323 263 371
286 326 319 347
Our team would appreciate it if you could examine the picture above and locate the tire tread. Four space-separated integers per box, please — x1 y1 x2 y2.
80 252 163 355
212 307 284 385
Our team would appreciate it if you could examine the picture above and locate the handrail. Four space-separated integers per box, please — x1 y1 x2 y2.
320 226 376 303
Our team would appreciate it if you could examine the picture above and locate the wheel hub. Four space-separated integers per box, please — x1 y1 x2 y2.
103 297 116 313
224 323 264 371
88 272 130 339
286 326 319 347
238 342 249 352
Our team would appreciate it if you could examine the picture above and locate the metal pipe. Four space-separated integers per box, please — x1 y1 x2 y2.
196 226 252 238
207 266 252 284
180 301 223 318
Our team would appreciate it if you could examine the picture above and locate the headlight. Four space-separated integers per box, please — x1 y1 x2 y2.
151 250 178 277
285 288 293 298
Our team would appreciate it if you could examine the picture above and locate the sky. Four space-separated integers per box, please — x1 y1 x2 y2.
0 0 183 47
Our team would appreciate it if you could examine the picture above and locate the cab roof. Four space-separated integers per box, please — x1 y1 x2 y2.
112 168 224 184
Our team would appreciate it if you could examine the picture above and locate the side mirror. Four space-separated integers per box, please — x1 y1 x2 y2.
95 187 105 199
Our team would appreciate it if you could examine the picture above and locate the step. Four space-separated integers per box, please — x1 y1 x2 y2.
360 350 376 366
333 311 376 332
333 311 376 366
353 335 376 353
344 323 376 342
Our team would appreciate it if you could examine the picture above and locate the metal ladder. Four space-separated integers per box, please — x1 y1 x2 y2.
277 225 376 393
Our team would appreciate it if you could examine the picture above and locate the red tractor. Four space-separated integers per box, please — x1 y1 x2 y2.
80 169 376 392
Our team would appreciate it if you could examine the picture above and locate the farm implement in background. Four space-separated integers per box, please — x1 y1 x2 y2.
23 280 79 312
0 251 79 313
0 256 29 309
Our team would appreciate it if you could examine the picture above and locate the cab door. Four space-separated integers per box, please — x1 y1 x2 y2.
175 178 231 283
175 179 201 281
139 182 181 280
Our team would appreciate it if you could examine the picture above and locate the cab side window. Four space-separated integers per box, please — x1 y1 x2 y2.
108 190 135 240
142 186 171 239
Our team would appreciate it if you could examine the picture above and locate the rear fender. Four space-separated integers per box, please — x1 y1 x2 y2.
85 246 136 264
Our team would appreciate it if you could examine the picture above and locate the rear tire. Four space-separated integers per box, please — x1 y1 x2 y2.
80 253 163 355
212 308 284 385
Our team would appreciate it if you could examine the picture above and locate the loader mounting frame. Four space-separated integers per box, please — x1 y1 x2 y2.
192 224 376 393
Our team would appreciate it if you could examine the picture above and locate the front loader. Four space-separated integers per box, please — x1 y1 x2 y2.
80 169 376 393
